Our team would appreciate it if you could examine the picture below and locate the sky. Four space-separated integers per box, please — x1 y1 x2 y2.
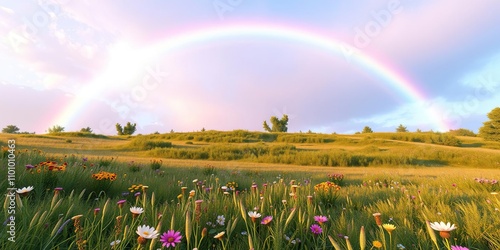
0 0 499 135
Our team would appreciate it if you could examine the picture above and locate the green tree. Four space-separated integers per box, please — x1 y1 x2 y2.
2 125 20 134
116 123 124 135
479 107 500 141
263 114 289 132
80 127 93 133
362 126 373 133
116 122 137 135
448 128 476 137
48 125 65 134
396 124 408 132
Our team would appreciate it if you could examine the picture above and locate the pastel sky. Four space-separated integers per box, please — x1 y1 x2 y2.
1 0 499 135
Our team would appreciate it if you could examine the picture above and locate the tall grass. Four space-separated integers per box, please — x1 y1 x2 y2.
1 149 499 249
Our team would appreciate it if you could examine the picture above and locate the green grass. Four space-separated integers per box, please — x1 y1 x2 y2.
0 131 499 249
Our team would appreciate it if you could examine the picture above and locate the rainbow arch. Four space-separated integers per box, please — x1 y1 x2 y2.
51 23 449 132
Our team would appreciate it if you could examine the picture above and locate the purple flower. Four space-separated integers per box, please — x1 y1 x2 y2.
314 215 328 224
25 164 35 169
261 216 273 225
310 224 323 235
160 230 182 248
451 246 469 250
134 192 141 197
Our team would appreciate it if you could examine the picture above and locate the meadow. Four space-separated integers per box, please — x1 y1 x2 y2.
1 131 499 249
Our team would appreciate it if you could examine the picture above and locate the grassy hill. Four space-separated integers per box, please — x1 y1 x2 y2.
1 130 498 168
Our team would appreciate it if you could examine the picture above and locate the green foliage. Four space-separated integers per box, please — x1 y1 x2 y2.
263 114 289 132
2 124 20 133
3 150 500 249
80 127 93 133
116 122 137 135
48 125 65 134
396 124 408 132
126 136 172 150
149 159 163 170
37 132 108 139
479 107 500 141
362 126 373 133
128 161 142 172
448 128 476 137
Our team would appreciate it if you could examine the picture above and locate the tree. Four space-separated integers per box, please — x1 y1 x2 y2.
2 125 20 134
362 126 373 133
396 124 408 132
448 128 476 137
263 114 288 132
116 123 124 135
116 122 137 135
48 125 65 133
479 107 500 141
80 127 93 133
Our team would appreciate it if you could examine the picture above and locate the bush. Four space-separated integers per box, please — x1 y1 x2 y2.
150 159 162 170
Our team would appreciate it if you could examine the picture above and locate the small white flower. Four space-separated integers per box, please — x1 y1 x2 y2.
429 221 457 232
16 186 34 194
130 206 144 215
216 215 225 226
136 225 159 239
110 239 121 246
248 211 261 219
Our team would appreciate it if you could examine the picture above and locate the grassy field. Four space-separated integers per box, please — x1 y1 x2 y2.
1 131 499 249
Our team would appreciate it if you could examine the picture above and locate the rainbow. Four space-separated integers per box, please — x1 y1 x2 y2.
51 23 449 132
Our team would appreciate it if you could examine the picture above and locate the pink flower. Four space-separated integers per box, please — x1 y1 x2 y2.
261 216 273 225
451 246 469 250
160 230 182 248
314 215 328 225
310 224 323 235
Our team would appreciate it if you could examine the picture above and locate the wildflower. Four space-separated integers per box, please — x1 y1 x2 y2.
429 221 457 239
310 224 323 235
117 199 126 208
383 223 396 234
130 206 144 218
160 230 182 248
314 215 328 225
372 212 382 226
451 246 469 250
94 208 100 216
136 225 159 245
261 216 273 225
397 243 406 249
25 164 35 169
373 240 383 248
307 195 313 205
54 187 63 194
134 192 141 197
16 186 34 196
216 215 225 226
110 239 121 247
248 211 262 222
189 190 195 197
214 231 225 240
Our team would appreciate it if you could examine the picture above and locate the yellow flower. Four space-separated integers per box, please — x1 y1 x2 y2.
383 223 396 234
373 240 383 248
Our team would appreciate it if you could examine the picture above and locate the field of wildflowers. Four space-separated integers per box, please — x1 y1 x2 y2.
1 146 500 250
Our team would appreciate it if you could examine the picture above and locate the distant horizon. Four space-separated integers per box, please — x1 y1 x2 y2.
1 1 499 135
